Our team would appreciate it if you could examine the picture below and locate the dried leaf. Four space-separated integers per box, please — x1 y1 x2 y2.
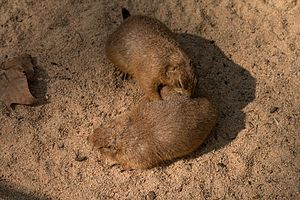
0 54 37 108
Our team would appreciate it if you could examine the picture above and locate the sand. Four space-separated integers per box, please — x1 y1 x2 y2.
0 0 299 199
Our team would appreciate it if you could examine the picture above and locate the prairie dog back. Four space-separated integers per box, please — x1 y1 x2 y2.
89 88 217 169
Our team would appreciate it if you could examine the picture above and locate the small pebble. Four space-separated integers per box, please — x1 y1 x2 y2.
75 151 88 162
57 142 64 149
217 163 227 168
270 106 279 113
145 191 156 200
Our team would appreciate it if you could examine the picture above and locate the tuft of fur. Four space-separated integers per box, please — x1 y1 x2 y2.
89 87 218 169
105 15 197 101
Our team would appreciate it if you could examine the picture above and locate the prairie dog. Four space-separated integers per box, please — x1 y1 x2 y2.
105 9 197 100
88 87 217 169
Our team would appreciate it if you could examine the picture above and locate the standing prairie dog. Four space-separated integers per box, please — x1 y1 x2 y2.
105 9 197 100
88 87 218 169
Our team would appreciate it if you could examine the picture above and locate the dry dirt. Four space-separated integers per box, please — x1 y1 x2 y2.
0 0 299 199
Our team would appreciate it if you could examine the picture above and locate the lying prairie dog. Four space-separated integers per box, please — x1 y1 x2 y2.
105 8 197 100
88 87 217 169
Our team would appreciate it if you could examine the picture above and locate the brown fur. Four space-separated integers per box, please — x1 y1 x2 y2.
88 87 218 169
105 15 198 100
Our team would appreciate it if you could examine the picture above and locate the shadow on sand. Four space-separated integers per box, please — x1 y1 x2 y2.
29 57 49 107
0 181 52 200
177 33 256 159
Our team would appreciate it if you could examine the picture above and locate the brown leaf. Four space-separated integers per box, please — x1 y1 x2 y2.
2 54 35 80
0 55 37 108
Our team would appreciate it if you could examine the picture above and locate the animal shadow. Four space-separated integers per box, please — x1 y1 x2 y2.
29 57 49 106
177 33 256 157
0 181 52 200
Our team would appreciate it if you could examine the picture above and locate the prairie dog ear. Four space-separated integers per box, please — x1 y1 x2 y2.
166 64 177 72
165 65 177 79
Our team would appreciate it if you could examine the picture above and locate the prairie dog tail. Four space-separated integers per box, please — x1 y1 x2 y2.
122 8 131 20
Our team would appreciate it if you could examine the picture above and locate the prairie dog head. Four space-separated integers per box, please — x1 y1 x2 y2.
165 52 198 96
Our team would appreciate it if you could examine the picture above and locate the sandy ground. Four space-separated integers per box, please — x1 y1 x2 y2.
0 0 299 199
